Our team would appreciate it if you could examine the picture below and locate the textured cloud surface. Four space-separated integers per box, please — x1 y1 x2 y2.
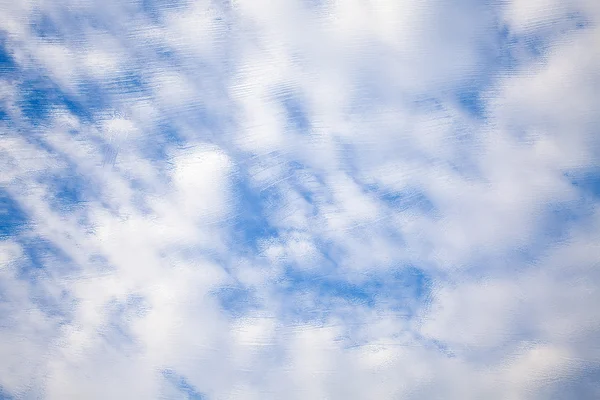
1 0 600 398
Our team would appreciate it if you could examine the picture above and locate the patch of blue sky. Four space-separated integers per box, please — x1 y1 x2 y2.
280 92 311 134
140 0 190 23
444 10 588 121
0 38 16 76
227 168 292 255
0 189 28 239
556 10 592 33
15 236 75 277
152 103 227 147
75 80 123 118
447 54 502 119
17 58 143 128
521 170 600 250
102 70 147 98
275 264 432 322
568 168 600 200
39 169 98 214
229 205 279 254
17 76 98 124
30 285 74 322
567 10 592 30
383 190 436 215
162 370 205 400
351 27 493 121
136 122 185 163
29 5 111 41
542 200 589 239
455 88 486 119
213 285 260 318
496 10 589 69
466 184 600 277
441 21 516 119
0 386 14 400
30 13 66 42
309 236 349 270
281 266 372 307
16 77 58 124
285 160 328 203
500 27 548 64
6 238 76 322
534 169 600 243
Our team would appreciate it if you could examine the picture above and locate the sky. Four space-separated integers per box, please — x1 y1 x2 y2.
0 0 600 399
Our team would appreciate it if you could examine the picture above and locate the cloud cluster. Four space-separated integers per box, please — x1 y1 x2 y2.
1 0 599 398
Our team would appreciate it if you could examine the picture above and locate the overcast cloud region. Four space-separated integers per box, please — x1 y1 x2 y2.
1 0 600 398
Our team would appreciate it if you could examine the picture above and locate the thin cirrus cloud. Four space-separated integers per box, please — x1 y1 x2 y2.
0 0 599 398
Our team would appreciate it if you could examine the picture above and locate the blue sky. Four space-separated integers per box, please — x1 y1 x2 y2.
1 0 600 398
